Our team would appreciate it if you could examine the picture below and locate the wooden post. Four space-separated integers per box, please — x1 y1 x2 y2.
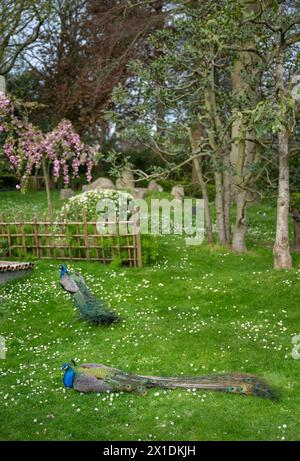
7 219 12 258
43 212 50 258
64 206 71 259
51 208 56 259
125 221 132 267
115 219 121 261
82 209 90 260
34 212 40 258
93 222 100 260
20 212 27 257
58 211 64 259
136 231 142 268
134 207 142 268
74 205 81 259
1 213 11 258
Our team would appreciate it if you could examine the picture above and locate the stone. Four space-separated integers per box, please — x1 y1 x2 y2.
171 185 184 201
82 177 115 192
115 178 123 189
130 188 148 199
116 169 135 190
60 188 75 199
148 180 163 192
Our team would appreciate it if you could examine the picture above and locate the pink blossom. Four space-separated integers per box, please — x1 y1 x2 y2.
1 97 98 191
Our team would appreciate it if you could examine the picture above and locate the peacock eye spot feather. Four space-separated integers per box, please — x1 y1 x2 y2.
136 386 147 396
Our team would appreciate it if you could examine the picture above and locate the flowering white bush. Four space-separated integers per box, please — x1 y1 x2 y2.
63 189 134 222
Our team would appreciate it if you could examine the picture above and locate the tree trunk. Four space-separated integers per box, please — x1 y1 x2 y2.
191 158 199 185
41 155 53 220
215 172 227 245
231 189 248 252
204 73 228 246
273 129 292 269
273 44 292 270
230 0 260 252
193 157 213 244
223 150 231 242
187 126 213 244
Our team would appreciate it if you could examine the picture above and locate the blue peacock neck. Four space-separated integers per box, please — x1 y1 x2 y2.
63 365 75 388
60 265 68 278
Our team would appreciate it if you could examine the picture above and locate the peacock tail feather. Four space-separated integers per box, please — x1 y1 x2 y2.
60 266 119 325
137 373 275 399
63 363 275 399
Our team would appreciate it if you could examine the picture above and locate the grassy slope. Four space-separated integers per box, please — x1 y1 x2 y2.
0 191 300 441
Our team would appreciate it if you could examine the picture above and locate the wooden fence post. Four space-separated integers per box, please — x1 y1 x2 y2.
136 230 142 268
82 209 90 260
20 212 27 257
134 207 142 268
34 212 40 258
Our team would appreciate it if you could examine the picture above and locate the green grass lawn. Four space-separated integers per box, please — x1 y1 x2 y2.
0 191 300 441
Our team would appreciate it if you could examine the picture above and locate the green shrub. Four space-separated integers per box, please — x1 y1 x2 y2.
290 193 300 210
58 190 160 266
159 179 178 192
141 235 160 265
0 239 9 257
63 189 135 221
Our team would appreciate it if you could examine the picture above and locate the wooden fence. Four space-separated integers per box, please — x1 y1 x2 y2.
0 209 142 267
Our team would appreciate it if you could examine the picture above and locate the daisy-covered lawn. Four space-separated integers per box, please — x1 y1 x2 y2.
0 191 300 441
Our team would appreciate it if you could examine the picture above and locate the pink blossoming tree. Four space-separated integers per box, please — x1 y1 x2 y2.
0 95 97 217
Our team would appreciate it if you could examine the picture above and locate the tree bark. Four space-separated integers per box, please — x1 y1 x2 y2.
231 131 257 252
223 149 231 242
230 0 260 252
41 155 53 220
273 130 292 269
187 126 213 244
193 157 214 244
204 69 229 246
232 189 248 252
273 44 292 270
214 172 227 245
230 79 251 253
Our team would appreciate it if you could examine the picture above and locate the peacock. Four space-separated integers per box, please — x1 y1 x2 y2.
62 362 275 399
59 264 119 325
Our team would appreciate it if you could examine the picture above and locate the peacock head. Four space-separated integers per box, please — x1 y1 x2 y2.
62 362 73 371
62 359 76 371
59 264 68 278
